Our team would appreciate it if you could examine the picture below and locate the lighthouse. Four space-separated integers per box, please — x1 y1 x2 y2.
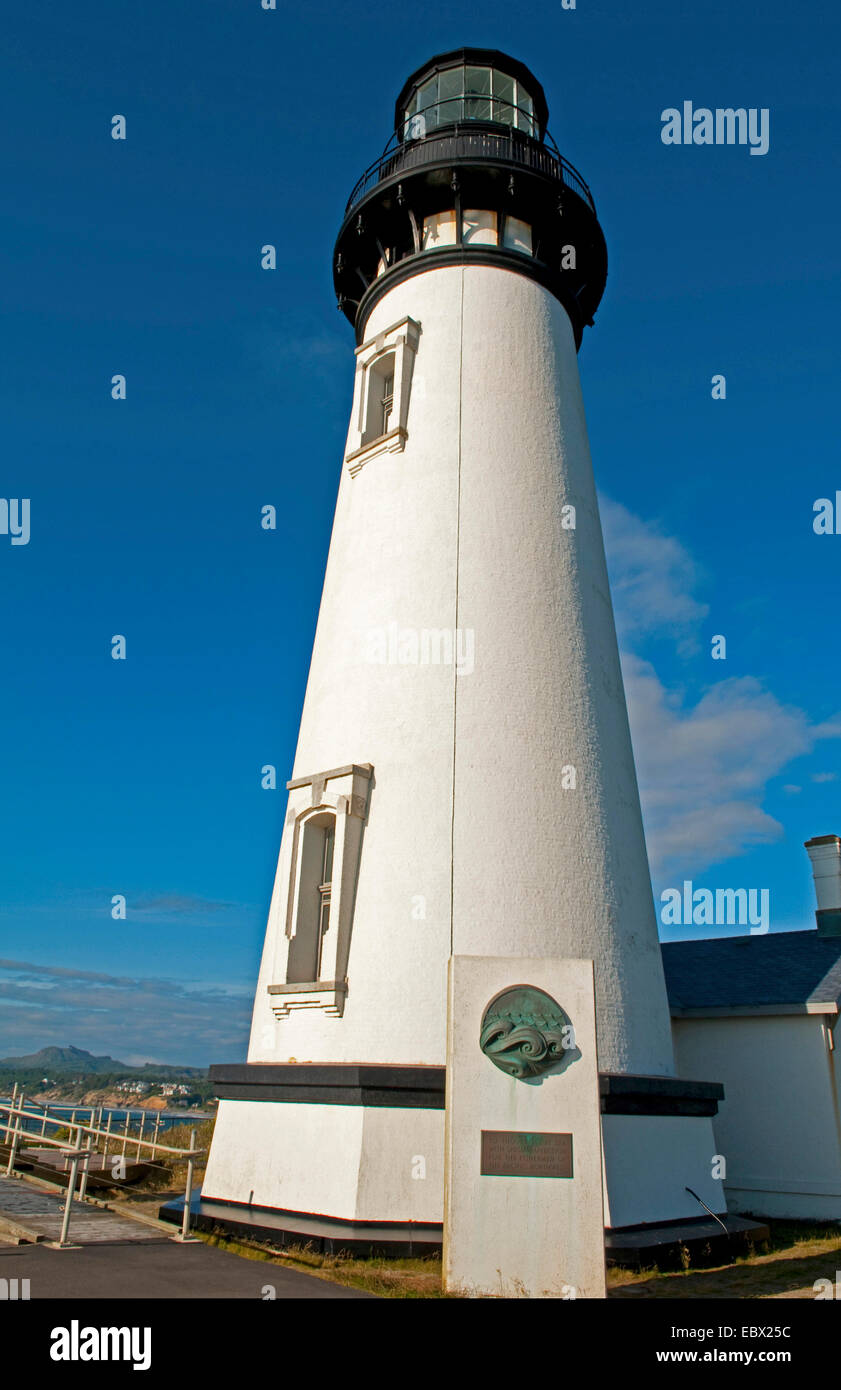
203 48 726 1245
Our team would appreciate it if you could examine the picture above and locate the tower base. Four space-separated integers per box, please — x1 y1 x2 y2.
201 1063 726 1233
158 1196 769 1271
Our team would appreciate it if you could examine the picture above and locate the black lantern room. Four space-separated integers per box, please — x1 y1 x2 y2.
333 48 607 347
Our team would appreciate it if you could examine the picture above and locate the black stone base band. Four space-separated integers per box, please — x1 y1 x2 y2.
209 1063 723 1115
158 1195 443 1258
158 1197 763 1259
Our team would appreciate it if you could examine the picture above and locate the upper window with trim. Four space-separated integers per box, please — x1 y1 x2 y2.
345 317 420 475
363 352 396 446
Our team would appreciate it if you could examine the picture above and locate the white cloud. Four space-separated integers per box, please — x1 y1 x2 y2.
600 496 709 653
0 960 252 1067
603 499 841 876
621 653 828 875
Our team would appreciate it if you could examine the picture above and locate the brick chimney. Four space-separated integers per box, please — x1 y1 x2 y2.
805 835 841 936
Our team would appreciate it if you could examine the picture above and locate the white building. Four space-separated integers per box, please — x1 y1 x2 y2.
665 835 841 1221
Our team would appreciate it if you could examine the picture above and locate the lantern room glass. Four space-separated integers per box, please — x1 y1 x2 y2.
404 64 536 138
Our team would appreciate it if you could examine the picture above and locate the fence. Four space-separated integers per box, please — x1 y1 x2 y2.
0 1083 205 1247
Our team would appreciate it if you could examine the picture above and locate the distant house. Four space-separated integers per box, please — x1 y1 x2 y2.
662 835 841 1220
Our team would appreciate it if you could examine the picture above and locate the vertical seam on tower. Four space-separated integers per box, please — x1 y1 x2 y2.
450 267 465 957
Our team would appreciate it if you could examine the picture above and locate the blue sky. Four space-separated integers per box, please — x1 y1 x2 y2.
1 0 839 1064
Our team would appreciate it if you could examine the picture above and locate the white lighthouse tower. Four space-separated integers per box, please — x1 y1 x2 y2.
203 48 726 1247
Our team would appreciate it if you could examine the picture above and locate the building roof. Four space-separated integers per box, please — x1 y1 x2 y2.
661 930 841 1016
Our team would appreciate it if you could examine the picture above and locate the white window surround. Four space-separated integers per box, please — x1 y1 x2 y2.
268 762 373 1019
345 317 421 477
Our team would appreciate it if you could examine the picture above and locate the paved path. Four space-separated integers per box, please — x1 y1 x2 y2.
0 1177 371 1298
0 1239 371 1298
0 1176 165 1245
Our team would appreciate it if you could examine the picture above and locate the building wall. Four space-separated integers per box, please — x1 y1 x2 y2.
245 262 676 1078
673 1014 841 1220
601 1113 724 1227
202 1098 444 1224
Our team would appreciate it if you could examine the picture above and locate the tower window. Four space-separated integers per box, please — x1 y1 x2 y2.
502 215 533 255
462 209 498 246
286 813 336 984
318 821 334 939
346 316 420 474
438 65 464 125
362 352 397 445
492 70 515 126
380 372 394 436
422 209 457 249
464 66 492 122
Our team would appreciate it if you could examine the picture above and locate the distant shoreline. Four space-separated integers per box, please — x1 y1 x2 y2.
1 1094 215 1120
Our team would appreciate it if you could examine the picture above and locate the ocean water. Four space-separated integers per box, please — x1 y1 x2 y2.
0 1099 211 1138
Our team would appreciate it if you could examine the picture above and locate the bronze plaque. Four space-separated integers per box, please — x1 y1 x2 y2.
480 1130 573 1179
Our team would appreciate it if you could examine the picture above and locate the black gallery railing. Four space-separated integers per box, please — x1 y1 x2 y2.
345 121 596 217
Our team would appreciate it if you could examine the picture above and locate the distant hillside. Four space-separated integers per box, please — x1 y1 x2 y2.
0 1045 206 1078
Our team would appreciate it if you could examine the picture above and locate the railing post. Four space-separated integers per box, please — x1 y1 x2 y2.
3 1083 19 1146
180 1128 197 1240
6 1095 24 1175
136 1110 145 1160
58 1151 83 1248
78 1144 93 1202
41 1104 49 1138
104 1111 113 1158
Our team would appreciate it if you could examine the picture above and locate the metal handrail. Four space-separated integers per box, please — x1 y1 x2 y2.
0 1099 202 1158
345 98 595 215
0 1091 205 1246
395 94 542 147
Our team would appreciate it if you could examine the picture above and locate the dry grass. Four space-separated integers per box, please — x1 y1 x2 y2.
193 1218 841 1299
197 1231 449 1298
608 1221 841 1299
138 1118 215 1189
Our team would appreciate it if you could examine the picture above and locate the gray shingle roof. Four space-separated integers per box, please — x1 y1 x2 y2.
661 931 841 1012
